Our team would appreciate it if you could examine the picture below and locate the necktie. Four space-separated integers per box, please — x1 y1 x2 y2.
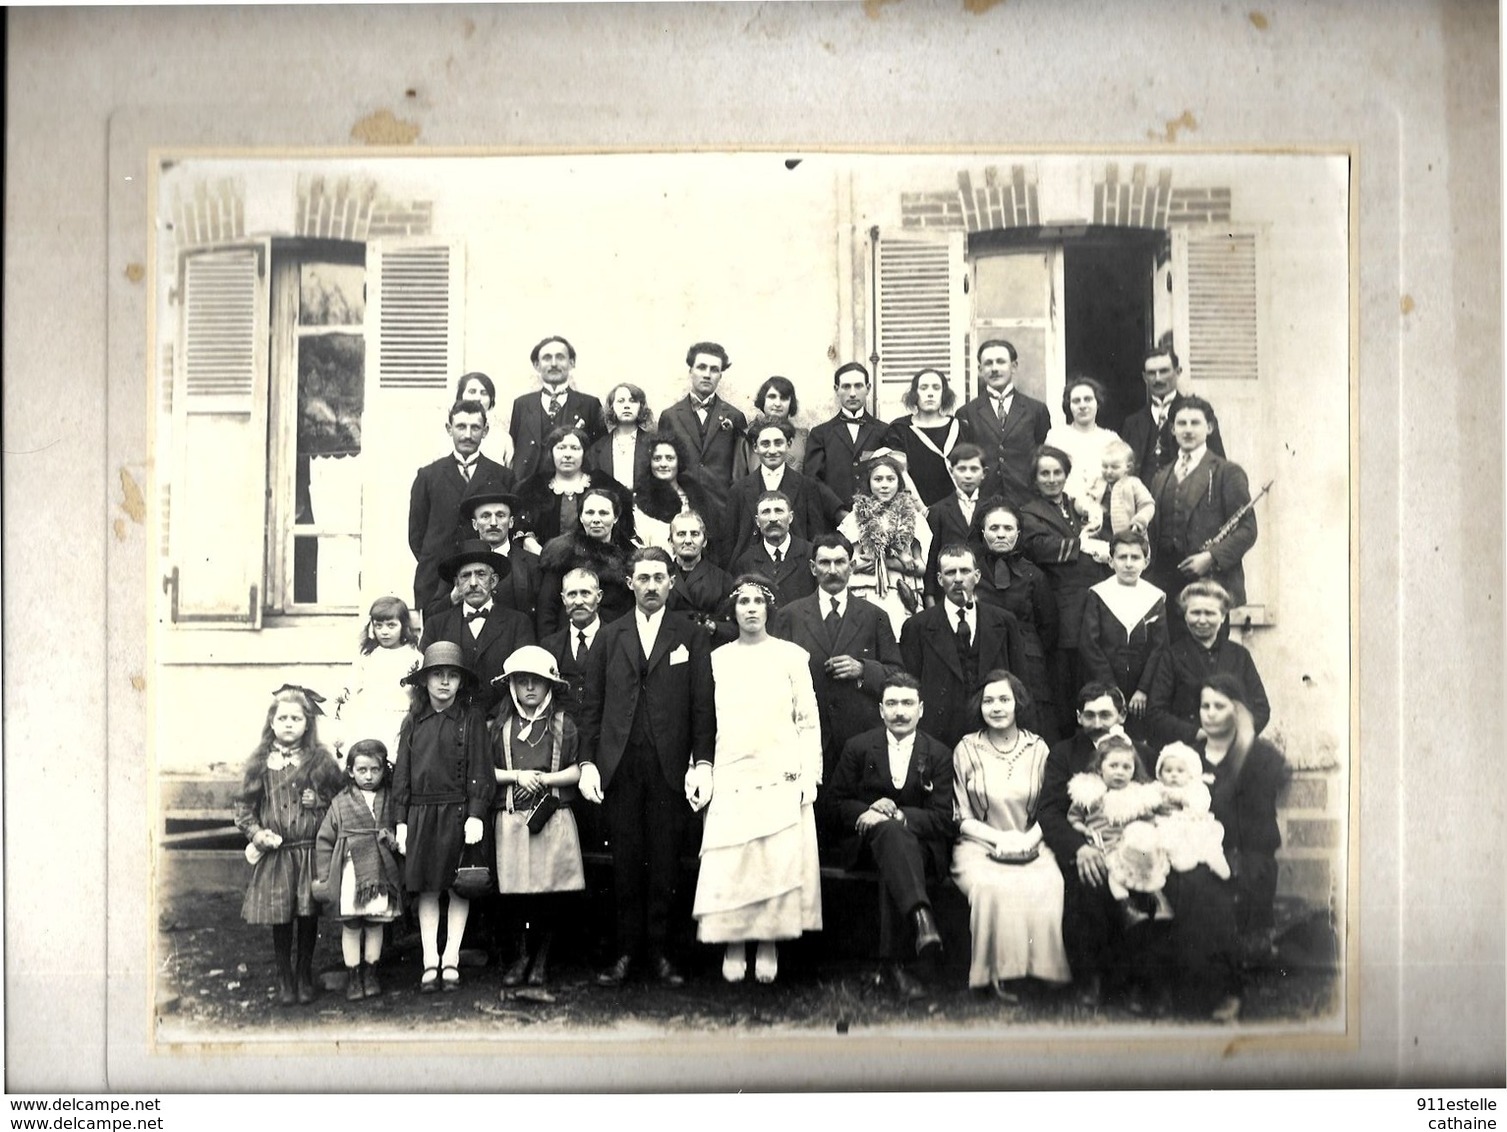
993 396 1007 420
458 458 476 482
576 629 587 660
1175 452 1192 483
825 596 841 635
772 546 783 565
546 393 562 419
955 606 971 654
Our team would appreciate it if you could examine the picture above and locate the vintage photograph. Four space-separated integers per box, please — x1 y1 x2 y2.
148 149 1351 1047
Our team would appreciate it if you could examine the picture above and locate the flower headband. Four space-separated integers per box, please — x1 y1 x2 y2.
729 580 778 607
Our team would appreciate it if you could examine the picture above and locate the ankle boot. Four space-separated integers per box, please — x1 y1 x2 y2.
295 917 318 1004
346 964 365 1002
272 925 296 1006
526 932 553 987
502 928 531 987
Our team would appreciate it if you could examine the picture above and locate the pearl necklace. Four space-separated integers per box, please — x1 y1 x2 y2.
983 729 1027 774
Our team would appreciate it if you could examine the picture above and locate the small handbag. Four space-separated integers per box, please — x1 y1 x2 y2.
526 793 562 835
451 840 493 900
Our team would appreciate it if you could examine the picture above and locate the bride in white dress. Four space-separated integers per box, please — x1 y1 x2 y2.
692 575 823 984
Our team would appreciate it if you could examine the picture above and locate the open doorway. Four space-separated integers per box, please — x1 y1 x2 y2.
1061 234 1158 434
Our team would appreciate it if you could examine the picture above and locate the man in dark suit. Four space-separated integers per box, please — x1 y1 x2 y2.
804 362 890 508
1119 347 1226 477
407 400 516 613
729 491 816 607
923 443 987 601
507 335 607 482
1035 683 1152 1006
770 533 903 788
665 510 734 642
419 541 537 717
898 543 1028 749
717 416 847 568
540 565 608 853
658 342 747 516
1146 396 1256 612
421 492 541 620
826 673 957 999
955 340 1052 509
577 547 716 987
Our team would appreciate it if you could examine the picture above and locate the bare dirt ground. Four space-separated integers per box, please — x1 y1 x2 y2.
155 886 1341 1042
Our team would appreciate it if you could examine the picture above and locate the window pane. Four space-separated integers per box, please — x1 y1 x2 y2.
997 326 1049 405
298 335 364 457
974 253 1050 320
300 262 365 326
294 332 364 607
292 534 361 606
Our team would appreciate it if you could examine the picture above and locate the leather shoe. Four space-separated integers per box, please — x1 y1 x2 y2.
888 962 927 1002
651 954 685 987
596 954 633 987
912 906 943 959
500 954 531 988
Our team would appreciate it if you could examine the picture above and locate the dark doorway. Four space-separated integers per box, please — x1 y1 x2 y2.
1062 240 1154 434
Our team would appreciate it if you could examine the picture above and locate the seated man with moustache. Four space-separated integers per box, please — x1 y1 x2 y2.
826 673 957 1000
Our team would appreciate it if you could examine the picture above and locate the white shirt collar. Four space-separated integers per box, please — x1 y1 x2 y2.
886 730 916 788
764 535 792 558
990 384 1016 402
489 542 511 558
636 605 665 655
574 616 600 642
1178 443 1209 470
825 588 848 616
944 596 976 626
1151 392 1177 410
759 465 786 490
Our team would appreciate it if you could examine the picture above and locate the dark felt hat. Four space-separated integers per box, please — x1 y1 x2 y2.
464 491 520 519
439 538 513 584
400 640 478 687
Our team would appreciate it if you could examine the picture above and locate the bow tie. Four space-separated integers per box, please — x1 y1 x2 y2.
692 397 715 411
464 607 490 622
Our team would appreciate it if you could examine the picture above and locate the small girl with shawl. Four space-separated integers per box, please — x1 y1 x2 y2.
839 449 933 637
313 739 405 1001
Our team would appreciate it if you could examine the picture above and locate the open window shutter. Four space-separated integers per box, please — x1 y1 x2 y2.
872 229 966 420
362 238 466 603
1173 226 1261 383
165 241 271 626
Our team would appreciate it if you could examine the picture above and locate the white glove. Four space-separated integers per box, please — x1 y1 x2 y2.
798 775 817 807
463 817 483 845
685 762 714 812
578 763 604 804
395 823 408 856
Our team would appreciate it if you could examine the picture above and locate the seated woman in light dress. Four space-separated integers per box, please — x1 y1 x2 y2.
692 575 822 985
951 669 1071 1001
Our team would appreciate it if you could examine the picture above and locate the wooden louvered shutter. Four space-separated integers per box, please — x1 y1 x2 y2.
1174 226 1262 383
165 242 271 625
362 238 466 603
872 230 967 420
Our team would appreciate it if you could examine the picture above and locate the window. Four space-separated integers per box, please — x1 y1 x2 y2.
161 236 464 628
268 246 367 612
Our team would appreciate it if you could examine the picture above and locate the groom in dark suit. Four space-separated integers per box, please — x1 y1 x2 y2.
419 540 537 716
507 335 607 482
899 543 1029 748
407 400 516 614
955 340 1052 509
770 533 903 787
1120 347 1226 477
804 362 890 508
658 342 747 515
577 546 716 987
826 673 957 999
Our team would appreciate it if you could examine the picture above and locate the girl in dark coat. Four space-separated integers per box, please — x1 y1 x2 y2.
1078 529 1169 742
392 642 495 993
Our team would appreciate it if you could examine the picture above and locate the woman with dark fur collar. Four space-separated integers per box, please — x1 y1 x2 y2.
534 485 636 638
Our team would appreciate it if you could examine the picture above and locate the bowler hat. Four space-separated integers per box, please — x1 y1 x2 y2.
439 538 513 584
401 641 478 687
465 491 519 519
